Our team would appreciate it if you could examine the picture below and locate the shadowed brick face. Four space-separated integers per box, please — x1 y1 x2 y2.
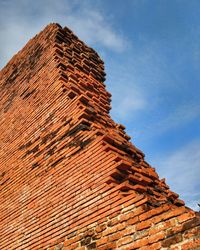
0 23 199 250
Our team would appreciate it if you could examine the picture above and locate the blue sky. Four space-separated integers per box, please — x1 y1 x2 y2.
0 0 199 210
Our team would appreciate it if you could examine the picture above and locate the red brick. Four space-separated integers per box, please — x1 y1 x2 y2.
136 219 153 231
117 236 133 247
178 211 195 223
127 238 149 249
0 22 198 250
127 216 139 225
109 232 122 241
148 232 165 244
161 234 183 247
96 237 109 246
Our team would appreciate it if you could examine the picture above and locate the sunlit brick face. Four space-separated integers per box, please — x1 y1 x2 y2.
0 23 199 250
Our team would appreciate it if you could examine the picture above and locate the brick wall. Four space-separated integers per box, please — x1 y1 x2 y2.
0 23 199 250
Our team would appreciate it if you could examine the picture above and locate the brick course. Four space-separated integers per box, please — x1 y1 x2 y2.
0 23 199 249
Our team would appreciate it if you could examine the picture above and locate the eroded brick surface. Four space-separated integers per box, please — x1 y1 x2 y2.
0 23 199 249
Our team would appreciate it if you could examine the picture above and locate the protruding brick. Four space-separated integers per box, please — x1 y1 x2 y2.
0 23 199 250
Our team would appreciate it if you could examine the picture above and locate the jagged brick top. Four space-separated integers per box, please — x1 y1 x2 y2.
0 22 182 206
0 23 199 250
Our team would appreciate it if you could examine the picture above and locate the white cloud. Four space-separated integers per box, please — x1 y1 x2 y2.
0 23 37 69
63 10 126 52
105 40 176 125
125 98 200 154
156 102 200 133
139 101 200 139
0 0 199 214
110 83 147 122
155 140 200 211
0 0 127 69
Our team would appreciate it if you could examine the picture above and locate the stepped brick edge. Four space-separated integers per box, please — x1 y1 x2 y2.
0 23 199 250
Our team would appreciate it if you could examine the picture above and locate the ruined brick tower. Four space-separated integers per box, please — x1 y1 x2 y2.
0 23 199 250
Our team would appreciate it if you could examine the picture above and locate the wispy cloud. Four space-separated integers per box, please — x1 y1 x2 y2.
106 42 172 126
109 39 200 139
63 10 126 52
0 0 199 213
142 101 200 138
0 0 127 69
157 102 200 132
110 83 147 122
155 140 200 211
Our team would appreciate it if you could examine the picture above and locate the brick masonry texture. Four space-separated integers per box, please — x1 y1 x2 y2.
0 23 199 250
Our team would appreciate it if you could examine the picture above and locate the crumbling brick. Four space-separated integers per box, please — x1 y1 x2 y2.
0 23 199 250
